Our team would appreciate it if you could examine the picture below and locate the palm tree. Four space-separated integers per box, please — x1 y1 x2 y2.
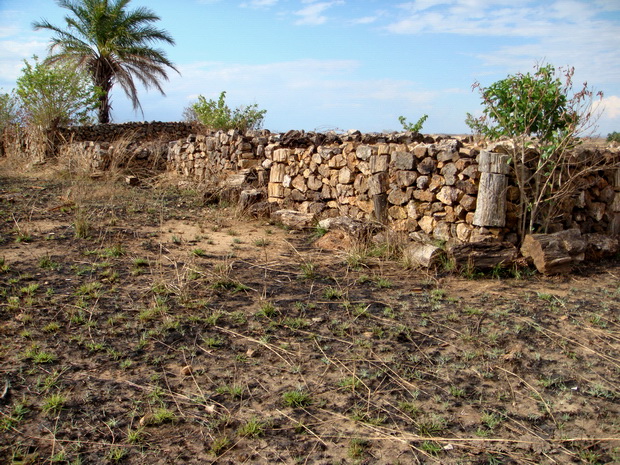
33 0 178 124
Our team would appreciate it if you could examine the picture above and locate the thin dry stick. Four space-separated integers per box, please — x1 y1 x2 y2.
495 366 557 426
522 317 620 368
276 409 327 446
215 326 294 366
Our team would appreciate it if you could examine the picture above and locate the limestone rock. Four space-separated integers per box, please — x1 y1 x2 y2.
272 210 316 230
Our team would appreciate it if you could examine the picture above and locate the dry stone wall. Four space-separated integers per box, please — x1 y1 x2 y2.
167 129 620 243
4 120 617 244
57 121 196 143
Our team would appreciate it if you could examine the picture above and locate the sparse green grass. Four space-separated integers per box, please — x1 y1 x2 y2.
42 393 66 416
210 436 231 456
38 255 60 270
192 248 206 257
216 384 244 399
253 238 271 247
106 447 127 462
323 286 343 300
150 407 176 425
23 345 57 364
256 301 278 318
299 262 317 280
237 417 267 438
282 389 312 408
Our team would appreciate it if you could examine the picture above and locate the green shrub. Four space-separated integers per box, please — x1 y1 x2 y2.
466 63 608 238
607 131 620 143
185 91 266 131
398 114 428 133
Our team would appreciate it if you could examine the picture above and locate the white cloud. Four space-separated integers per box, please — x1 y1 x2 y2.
294 1 343 26
0 38 49 83
349 16 378 25
594 95 620 119
386 1 620 87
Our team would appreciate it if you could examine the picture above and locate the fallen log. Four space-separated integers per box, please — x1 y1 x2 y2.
403 242 443 268
520 229 585 275
448 241 518 271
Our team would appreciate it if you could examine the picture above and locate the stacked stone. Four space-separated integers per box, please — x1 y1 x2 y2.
265 136 482 242
168 130 620 241
58 121 196 143
168 130 270 182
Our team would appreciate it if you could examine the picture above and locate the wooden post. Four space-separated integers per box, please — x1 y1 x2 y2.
373 193 388 224
473 151 510 227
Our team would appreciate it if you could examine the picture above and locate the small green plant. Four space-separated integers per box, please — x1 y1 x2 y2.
107 447 127 462
449 385 466 398
416 414 447 436
42 393 66 416
481 412 503 430
348 438 368 459
38 255 59 270
150 407 176 425
203 335 224 348
73 209 91 239
398 401 420 417
283 317 308 329
323 286 343 300
192 248 206 257
19 283 39 296
103 245 125 257
399 114 428 133
75 281 103 299
24 345 57 364
420 440 442 455
133 257 149 267
299 262 317 280
0 401 29 431
209 435 231 456
256 301 278 318
237 417 266 438
253 238 271 247
282 389 312 408
216 384 244 399
338 376 361 391
0 257 9 273
126 427 146 444
43 322 60 333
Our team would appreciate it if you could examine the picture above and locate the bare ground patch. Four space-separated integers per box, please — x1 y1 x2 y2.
0 165 619 465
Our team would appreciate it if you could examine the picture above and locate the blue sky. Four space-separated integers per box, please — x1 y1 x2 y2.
1 0 619 135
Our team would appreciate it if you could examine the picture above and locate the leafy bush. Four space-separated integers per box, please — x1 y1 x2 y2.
607 132 620 143
0 91 20 131
399 114 428 133
466 63 609 238
185 91 266 131
465 64 587 140
15 56 100 129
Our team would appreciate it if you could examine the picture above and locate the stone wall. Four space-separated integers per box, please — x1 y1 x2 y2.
57 121 196 143
3 121 618 244
167 129 620 243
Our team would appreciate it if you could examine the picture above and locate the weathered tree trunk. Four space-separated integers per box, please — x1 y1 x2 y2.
473 151 510 227
520 229 586 274
403 242 443 268
373 193 388 224
448 242 518 270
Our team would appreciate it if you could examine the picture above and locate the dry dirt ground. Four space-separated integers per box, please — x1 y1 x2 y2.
0 161 619 465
